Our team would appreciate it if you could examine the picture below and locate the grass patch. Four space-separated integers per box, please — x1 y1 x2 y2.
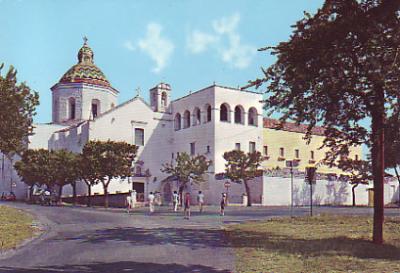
0 205 36 251
225 214 400 273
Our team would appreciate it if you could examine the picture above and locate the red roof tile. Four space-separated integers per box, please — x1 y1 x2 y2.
263 118 325 136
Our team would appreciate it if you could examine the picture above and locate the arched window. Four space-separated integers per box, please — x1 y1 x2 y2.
234 105 244 124
161 92 167 107
91 99 100 119
193 107 201 125
174 113 181 130
183 110 191 128
204 104 212 122
248 107 258 126
69 97 76 120
220 103 230 122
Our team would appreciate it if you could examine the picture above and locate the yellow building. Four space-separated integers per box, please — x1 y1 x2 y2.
262 118 362 174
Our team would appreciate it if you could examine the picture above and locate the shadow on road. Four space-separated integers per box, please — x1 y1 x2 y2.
226 229 400 261
0 261 231 273
54 226 230 250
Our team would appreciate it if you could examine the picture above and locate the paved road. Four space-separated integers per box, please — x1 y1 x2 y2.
0 203 399 273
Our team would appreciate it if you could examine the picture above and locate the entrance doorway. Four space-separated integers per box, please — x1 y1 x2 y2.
132 182 144 202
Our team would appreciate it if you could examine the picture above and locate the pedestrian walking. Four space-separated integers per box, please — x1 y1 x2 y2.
172 191 179 212
220 193 227 216
184 192 191 219
148 191 155 214
197 191 204 213
131 189 137 209
126 191 132 213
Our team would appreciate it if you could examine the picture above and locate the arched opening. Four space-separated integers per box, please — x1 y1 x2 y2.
68 97 76 120
174 113 181 130
183 110 191 128
234 105 244 124
204 104 212 123
248 107 258 126
220 103 230 122
193 107 201 125
161 92 167 107
91 99 100 119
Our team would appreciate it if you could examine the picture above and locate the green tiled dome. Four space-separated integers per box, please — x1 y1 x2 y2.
59 41 111 88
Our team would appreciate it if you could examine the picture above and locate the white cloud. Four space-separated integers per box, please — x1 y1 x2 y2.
221 33 256 69
212 13 240 35
187 31 218 54
138 23 174 73
123 40 135 51
186 13 256 69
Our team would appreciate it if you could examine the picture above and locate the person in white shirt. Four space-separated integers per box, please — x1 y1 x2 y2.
126 192 132 214
197 191 205 213
130 190 137 209
172 191 179 212
148 192 155 214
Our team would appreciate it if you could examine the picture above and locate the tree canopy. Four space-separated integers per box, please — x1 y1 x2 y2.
248 0 400 244
0 64 39 156
223 150 263 206
161 152 212 191
14 149 55 189
82 140 138 208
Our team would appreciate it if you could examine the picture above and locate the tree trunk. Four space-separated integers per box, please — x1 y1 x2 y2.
103 181 109 208
86 183 92 207
58 185 64 205
28 186 34 203
371 89 385 244
244 180 252 206
352 184 358 207
72 182 77 206
393 167 400 208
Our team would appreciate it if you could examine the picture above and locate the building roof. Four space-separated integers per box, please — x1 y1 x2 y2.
263 118 325 136
59 40 111 88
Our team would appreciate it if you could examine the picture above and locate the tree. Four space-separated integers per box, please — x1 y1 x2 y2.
51 149 80 204
161 152 212 198
247 0 400 243
223 150 263 206
14 149 55 195
0 64 39 191
338 158 371 207
14 149 44 199
77 153 101 207
82 140 137 208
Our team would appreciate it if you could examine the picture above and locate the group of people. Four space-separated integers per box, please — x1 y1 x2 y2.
126 190 228 218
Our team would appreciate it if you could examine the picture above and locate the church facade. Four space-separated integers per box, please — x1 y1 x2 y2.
1 41 398 206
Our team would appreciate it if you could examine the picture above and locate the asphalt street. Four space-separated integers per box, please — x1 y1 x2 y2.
0 203 398 273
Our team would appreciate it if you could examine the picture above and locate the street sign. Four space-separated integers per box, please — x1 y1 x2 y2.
305 166 317 184
224 181 231 188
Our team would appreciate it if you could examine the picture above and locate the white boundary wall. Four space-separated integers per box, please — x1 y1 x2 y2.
263 176 399 206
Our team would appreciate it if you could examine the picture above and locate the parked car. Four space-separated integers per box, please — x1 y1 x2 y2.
1 192 16 201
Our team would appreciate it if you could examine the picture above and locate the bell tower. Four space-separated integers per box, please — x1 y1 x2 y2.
149 83 171 113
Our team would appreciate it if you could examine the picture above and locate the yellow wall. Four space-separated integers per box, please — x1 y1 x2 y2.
262 128 362 174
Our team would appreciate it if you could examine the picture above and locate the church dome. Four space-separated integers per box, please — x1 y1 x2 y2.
59 39 111 88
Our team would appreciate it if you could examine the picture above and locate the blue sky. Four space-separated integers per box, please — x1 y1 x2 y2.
1 0 324 123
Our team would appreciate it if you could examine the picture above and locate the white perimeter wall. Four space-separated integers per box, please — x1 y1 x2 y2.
262 176 399 206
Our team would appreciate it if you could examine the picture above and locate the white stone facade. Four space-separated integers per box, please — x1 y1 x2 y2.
2 42 399 206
